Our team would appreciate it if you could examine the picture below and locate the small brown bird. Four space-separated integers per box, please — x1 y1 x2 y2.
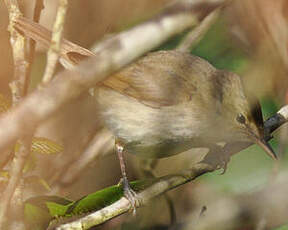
14 17 277 211
96 50 277 207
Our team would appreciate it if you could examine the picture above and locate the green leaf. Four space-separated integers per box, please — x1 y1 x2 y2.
24 180 153 228
24 203 52 230
24 195 73 229
24 194 94 229
46 201 70 217
25 180 153 223
66 180 151 216
66 185 124 216
31 137 63 154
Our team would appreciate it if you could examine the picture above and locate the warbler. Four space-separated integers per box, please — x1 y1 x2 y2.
13 18 276 210
96 50 277 207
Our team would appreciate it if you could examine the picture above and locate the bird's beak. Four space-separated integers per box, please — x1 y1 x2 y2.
247 128 277 160
252 137 277 160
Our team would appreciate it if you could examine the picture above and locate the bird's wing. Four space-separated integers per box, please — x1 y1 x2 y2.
101 50 216 108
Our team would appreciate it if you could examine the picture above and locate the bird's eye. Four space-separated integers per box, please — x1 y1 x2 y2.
236 113 246 124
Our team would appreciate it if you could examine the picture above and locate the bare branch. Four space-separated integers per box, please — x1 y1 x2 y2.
177 8 221 51
0 0 224 164
42 0 68 83
54 105 288 230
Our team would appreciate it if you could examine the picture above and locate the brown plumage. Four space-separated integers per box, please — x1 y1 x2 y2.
96 50 274 159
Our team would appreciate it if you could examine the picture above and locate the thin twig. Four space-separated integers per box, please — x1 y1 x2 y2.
54 105 288 229
42 0 68 83
0 0 224 164
0 0 31 227
177 8 221 52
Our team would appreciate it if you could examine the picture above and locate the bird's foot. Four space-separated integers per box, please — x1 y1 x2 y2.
218 155 230 174
201 144 231 174
120 177 141 215
216 149 230 174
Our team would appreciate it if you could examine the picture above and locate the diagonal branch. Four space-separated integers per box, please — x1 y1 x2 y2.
54 105 288 230
177 7 221 51
54 163 215 230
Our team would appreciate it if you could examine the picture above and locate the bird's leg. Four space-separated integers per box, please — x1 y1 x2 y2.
115 140 140 215
201 143 230 174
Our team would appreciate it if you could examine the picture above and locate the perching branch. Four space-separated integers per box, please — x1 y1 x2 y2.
0 0 226 165
54 163 215 230
42 0 68 83
55 105 288 230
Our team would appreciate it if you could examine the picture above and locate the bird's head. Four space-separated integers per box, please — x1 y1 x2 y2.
219 71 277 160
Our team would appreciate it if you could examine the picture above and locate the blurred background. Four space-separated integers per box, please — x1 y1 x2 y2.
0 0 288 229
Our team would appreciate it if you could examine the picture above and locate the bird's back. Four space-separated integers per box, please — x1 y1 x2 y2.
101 50 218 108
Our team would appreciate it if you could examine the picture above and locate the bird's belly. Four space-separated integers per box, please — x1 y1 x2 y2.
96 88 218 158
124 138 203 158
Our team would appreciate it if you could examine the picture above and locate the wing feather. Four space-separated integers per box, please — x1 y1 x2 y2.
101 50 216 107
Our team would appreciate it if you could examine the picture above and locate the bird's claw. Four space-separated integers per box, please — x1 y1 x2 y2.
124 185 140 215
217 151 230 174
120 178 140 215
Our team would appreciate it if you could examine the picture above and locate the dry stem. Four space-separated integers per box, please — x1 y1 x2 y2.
177 8 221 51
42 0 68 83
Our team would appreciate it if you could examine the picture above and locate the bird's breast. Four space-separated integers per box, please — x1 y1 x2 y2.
96 88 221 158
